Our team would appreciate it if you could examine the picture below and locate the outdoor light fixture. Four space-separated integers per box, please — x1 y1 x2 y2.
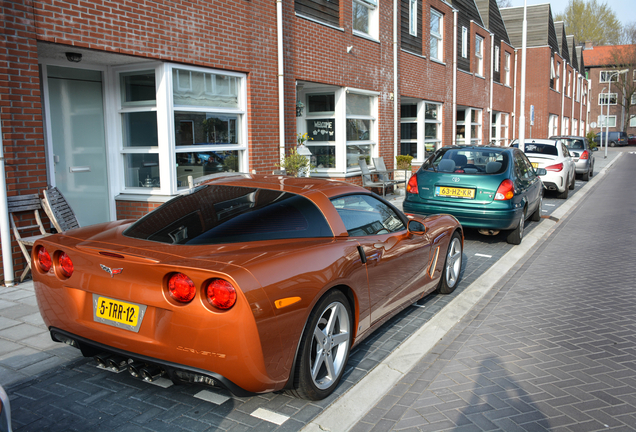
65 52 82 63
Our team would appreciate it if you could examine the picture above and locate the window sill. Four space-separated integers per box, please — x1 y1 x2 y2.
295 13 344 32
430 58 446 66
115 193 176 203
353 30 380 44
401 48 426 59
475 74 486 80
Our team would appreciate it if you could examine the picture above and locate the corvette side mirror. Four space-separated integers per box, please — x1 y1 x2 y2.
407 219 427 235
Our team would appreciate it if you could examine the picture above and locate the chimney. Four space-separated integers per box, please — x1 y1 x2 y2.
584 41 593 49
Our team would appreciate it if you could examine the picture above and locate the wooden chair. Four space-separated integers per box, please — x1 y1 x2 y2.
359 158 398 197
41 187 80 233
373 157 407 189
8 194 51 282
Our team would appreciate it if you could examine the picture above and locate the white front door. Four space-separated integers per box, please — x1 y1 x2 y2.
46 66 110 227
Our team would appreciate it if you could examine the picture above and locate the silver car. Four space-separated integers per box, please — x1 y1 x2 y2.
550 136 596 181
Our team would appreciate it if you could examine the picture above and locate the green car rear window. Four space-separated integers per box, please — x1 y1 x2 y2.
423 148 509 175
124 185 333 244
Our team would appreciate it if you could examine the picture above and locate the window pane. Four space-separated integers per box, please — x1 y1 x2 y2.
124 154 160 188
172 69 239 108
425 104 439 120
430 13 439 34
425 123 437 139
401 104 417 118
347 119 371 140
347 145 371 168
353 2 369 33
400 142 417 158
121 71 156 105
122 112 158 147
174 112 238 145
471 109 479 123
430 38 438 59
175 150 239 187
347 93 371 116
401 122 417 139
307 94 335 113
307 145 336 168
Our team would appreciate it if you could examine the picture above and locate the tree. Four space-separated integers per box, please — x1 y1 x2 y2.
497 0 512 8
554 0 622 46
607 45 636 133
619 22 636 45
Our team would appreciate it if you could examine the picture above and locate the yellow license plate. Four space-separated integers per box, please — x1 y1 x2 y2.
531 162 539 168
93 295 147 332
435 186 475 199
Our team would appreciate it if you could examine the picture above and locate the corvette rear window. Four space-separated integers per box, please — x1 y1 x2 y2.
124 185 333 244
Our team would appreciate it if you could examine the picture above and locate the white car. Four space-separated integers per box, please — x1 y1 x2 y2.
514 139 576 199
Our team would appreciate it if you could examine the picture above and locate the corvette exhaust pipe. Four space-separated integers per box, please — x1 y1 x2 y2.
94 353 113 368
140 366 163 382
127 362 146 378
107 356 128 372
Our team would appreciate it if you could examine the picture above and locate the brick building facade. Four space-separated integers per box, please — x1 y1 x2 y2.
0 0 589 283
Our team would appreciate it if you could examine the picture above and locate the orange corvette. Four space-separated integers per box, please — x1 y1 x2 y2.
32 174 462 400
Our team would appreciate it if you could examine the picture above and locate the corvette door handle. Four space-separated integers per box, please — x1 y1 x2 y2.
357 246 367 264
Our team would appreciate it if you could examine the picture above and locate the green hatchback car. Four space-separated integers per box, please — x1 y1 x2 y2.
403 146 545 244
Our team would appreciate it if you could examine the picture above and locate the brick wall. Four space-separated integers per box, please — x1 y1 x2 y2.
1 1 50 282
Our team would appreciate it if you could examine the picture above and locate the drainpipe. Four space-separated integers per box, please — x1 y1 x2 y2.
489 33 494 143
513 49 518 139
452 10 458 147
0 121 15 287
393 0 398 158
518 1 527 152
277 0 286 164
572 71 576 133
561 61 567 134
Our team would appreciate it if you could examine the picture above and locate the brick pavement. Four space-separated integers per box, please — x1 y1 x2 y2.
0 149 625 431
350 150 636 431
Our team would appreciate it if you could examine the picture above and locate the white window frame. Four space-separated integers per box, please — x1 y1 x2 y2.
490 112 508 146
576 76 582 101
631 94 636 105
600 70 621 83
409 0 417 36
549 114 559 136
114 63 248 195
562 117 569 135
630 116 636 127
469 108 482 144
475 35 484 76
572 118 578 136
494 46 500 73
353 0 379 40
598 115 616 128
461 26 468 58
504 52 511 86
567 70 572 97
599 93 618 105
556 61 561 91
424 102 442 156
345 89 378 172
430 9 443 61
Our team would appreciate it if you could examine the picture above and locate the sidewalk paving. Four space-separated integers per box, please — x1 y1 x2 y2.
0 148 626 431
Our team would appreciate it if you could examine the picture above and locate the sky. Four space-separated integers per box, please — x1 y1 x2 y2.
508 0 633 27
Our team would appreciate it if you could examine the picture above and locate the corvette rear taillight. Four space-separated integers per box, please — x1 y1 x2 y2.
494 179 514 201
407 175 418 194
58 252 74 278
37 247 52 272
579 150 589 160
206 279 237 310
168 273 196 303
545 162 564 172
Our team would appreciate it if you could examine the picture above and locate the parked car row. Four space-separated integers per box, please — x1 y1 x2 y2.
404 136 595 245
592 131 629 147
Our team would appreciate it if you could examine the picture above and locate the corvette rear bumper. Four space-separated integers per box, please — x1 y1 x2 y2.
49 327 256 397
